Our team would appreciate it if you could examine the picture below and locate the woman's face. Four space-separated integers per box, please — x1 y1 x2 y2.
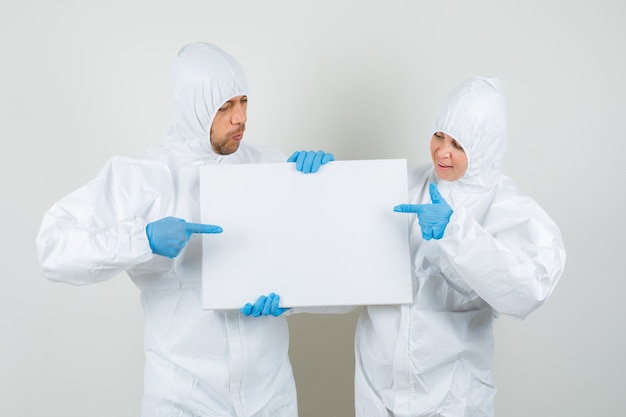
430 132 468 181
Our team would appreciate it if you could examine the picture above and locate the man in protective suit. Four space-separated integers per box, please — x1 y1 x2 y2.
354 76 566 417
36 42 331 417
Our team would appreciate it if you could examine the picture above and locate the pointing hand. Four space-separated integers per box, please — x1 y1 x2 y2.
146 216 222 258
394 183 453 240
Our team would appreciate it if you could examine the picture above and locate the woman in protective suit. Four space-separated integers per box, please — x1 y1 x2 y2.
354 76 566 417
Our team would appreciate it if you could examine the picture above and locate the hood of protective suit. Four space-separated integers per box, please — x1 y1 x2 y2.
165 42 249 159
432 76 507 190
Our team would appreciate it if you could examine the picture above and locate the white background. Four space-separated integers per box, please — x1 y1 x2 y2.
2 1 624 416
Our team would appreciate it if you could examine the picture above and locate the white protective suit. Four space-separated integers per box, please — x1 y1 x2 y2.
36 43 298 417
354 76 566 417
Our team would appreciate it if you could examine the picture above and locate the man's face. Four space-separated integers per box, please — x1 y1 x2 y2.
210 95 248 155
430 132 468 181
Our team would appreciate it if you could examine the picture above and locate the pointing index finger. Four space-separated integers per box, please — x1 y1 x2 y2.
186 222 223 234
394 204 420 213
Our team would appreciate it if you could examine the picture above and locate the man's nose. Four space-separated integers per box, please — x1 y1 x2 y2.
231 104 247 124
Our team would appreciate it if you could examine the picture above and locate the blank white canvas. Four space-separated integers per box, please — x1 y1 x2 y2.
200 159 413 310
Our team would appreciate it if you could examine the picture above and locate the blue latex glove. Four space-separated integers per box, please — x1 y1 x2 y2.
241 293 289 317
394 182 453 240
146 216 222 258
287 150 334 173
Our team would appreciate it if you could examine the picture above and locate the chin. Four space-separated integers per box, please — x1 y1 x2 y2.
214 142 240 156
435 172 459 182
227 143 241 154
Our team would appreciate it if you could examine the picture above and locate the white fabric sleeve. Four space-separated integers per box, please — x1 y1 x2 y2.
35 156 174 285
436 198 566 319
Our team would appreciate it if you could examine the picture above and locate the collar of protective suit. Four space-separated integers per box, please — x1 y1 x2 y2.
163 42 249 162
432 76 507 192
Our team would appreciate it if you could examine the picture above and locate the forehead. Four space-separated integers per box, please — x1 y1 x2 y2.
226 95 246 102
218 95 247 109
